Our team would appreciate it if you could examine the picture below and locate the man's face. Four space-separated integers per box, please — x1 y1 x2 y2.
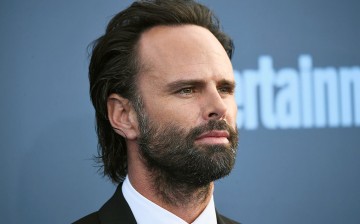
134 25 238 186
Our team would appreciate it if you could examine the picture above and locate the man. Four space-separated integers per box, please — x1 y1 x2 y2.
74 0 239 223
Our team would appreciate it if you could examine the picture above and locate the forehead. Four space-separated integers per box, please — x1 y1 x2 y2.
136 25 234 83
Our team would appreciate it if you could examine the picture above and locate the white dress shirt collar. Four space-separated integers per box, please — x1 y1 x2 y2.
122 175 217 224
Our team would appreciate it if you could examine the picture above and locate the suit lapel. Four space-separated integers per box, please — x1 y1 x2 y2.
216 211 240 224
98 183 137 224
97 183 238 224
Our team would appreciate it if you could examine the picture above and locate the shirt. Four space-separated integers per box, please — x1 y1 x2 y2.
122 175 217 224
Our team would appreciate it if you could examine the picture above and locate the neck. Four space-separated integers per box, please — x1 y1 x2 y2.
127 153 213 223
149 167 213 207
130 174 213 223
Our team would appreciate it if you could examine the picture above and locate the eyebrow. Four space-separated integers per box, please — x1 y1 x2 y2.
165 79 205 92
218 79 236 89
165 79 235 92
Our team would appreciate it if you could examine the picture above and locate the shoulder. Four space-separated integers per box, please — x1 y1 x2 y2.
217 212 241 224
72 212 100 224
72 183 136 224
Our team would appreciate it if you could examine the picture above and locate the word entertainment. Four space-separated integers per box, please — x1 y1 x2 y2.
234 55 360 130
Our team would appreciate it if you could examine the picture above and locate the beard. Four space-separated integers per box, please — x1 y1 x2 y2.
134 99 239 204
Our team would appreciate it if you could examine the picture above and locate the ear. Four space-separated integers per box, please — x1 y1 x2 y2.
107 93 139 140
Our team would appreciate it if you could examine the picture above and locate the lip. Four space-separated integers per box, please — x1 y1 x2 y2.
195 130 230 144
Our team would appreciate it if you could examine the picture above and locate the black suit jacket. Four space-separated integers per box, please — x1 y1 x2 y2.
73 184 239 224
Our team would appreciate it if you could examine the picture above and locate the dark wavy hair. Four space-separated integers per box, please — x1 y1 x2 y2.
89 0 234 183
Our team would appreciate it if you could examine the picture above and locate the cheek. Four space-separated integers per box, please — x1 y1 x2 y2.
152 97 197 117
146 102 195 124
167 105 200 123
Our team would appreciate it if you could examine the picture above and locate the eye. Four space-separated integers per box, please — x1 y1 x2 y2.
177 87 194 95
218 86 234 95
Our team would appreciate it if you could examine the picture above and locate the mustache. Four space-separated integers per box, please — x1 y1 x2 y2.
187 120 237 141
140 118 238 149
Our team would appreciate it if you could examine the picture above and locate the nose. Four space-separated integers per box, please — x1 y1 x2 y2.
202 88 227 120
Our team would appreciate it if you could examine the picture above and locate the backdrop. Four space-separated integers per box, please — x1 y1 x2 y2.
1 0 359 223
